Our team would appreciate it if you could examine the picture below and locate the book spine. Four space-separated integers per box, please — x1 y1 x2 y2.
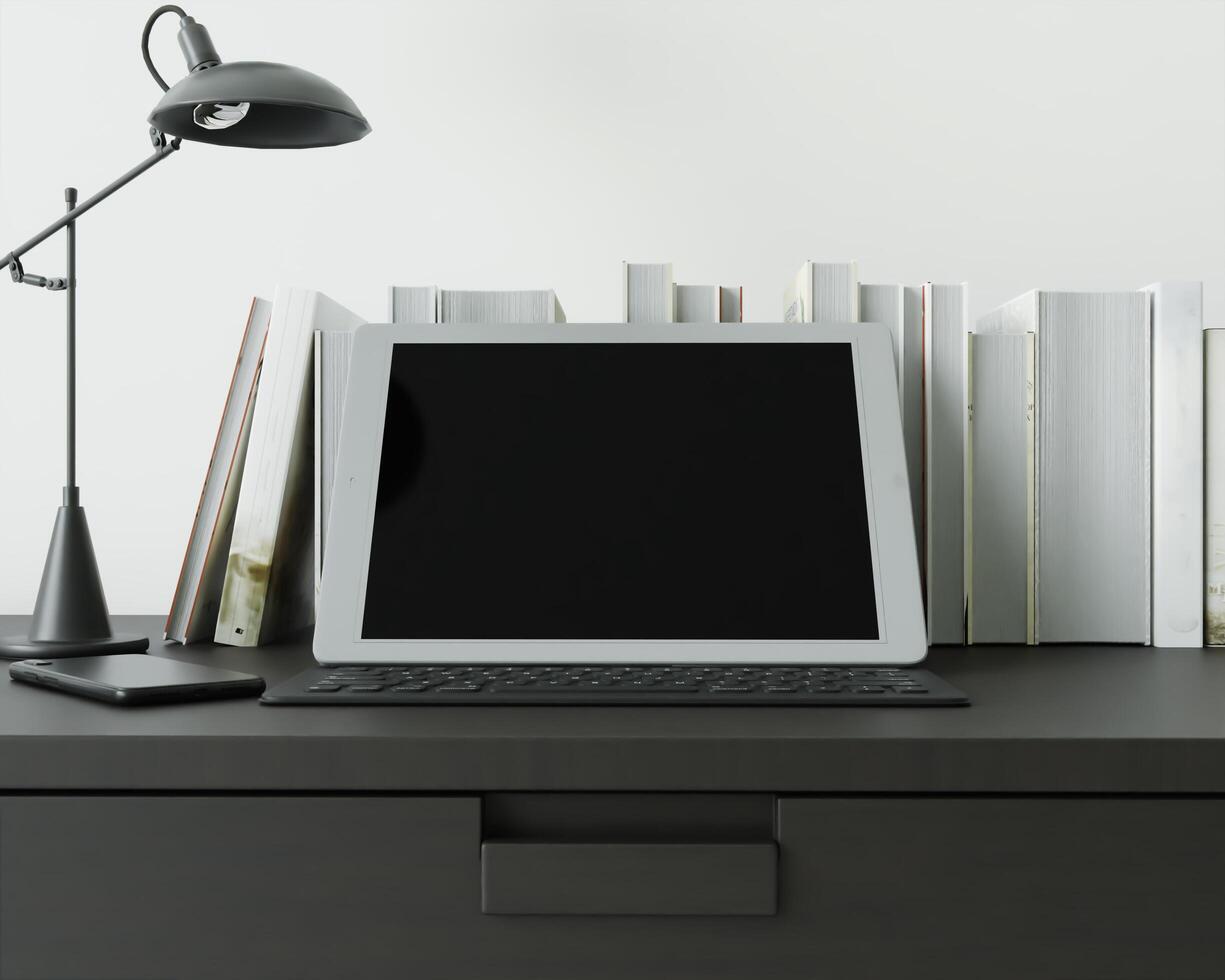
719 286 743 323
964 331 1033 645
810 262 858 322
964 334 976 645
1034 292 1150 643
1206 329 1225 645
313 328 324 603
901 286 924 564
923 283 968 644
621 262 630 323
1147 282 1204 647
1024 332 1036 645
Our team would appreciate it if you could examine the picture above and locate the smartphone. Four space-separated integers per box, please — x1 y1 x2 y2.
9 654 264 705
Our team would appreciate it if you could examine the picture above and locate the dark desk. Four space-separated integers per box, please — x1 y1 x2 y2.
2 616 1223 980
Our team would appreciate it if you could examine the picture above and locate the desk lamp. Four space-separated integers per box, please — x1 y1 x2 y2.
0 5 370 658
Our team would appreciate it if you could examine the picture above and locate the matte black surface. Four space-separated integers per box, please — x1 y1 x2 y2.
3 617 1225 793
774 797 1225 980
482 792 775 842
481 841 778 916
0 796 481 980
262 663 967 704
364 343 878 641
4 617 1225 978
9 653 264 705
148 61 370 148
2 795 1222 979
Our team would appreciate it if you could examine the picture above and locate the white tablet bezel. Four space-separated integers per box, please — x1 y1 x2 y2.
315 323 926 665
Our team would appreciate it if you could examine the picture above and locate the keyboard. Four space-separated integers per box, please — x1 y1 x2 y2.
261 664 969 705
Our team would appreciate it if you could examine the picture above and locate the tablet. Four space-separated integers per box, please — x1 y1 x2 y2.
316 324 926 665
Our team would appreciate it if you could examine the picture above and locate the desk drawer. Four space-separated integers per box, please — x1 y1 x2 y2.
0 796 482 980
3 795 1223 980
776 796 1225 980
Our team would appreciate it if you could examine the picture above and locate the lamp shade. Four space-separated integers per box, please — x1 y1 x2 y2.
147 60 370 148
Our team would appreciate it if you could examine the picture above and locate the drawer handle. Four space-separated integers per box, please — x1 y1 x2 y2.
480 840 778 916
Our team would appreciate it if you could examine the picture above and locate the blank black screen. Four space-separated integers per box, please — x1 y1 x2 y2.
362 342 878 640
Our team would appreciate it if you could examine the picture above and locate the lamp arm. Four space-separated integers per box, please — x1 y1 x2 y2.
2 131 182 280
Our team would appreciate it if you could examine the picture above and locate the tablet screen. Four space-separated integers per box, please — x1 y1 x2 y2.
362 342 878 640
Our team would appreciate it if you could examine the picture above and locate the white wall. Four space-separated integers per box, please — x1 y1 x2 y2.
2 0 1223 614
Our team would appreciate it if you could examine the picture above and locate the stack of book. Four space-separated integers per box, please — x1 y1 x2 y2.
781 262 1221 649
623 263 743 323
784 260 968 645
166 284 566 646
969 283 1211 648
168 266 1222 650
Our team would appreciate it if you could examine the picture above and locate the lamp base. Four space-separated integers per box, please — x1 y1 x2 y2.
2 499 149 661
0 633 149 661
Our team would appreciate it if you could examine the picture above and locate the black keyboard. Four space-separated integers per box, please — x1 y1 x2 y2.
261 664 969 705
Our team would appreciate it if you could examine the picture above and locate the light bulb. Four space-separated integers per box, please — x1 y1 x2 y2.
192 102 250 130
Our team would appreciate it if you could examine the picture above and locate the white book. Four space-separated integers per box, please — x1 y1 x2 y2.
623 262 674 322
900 286 924 558
675 284 721 323
389 285 438 323
439 289 565 323
216 287 366 647
965 331 1035 644
719 286 743 323
1206 328 1225 646
164 298 271 644
1144 282 1204 647
314 328 355 600
981 290 1151 644
923 283 968 644
859 284 904 391
784 261 858 323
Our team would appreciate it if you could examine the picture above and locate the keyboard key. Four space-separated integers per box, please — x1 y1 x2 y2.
391 685 428 692
847 685 886 693
346 684 386 692
438 684 484 692
307 684 342 692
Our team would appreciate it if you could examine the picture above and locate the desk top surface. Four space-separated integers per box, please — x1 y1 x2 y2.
2 616 1223 793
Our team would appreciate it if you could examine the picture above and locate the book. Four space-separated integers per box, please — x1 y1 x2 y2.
1207 328 1225 646
623 263 674 322
215 287 366 647
720 286 743 324
439 289 565 323
784 261 858 323
164 298 272 644
922 283 969 644
901 286 924 559
858 284 904 392
965 331 1035 644
1144 282 1204 647
314 328 354 598
980 290 1150 644
389 285 438 323
675 284 720 323
674 284 743 323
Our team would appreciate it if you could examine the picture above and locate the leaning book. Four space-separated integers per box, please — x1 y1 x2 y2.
215 287 366 647
164 298 271 644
